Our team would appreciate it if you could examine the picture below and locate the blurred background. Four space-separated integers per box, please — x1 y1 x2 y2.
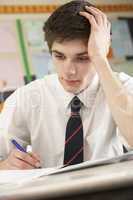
0 0 133 111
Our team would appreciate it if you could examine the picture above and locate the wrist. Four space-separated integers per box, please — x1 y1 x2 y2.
91 55 108 64
91 56 109 70
90 56 113 79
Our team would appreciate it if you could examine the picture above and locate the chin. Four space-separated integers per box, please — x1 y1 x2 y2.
59 77 84 94
63 85 81 94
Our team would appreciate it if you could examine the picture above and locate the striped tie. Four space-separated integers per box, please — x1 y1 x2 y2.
64 96 84 166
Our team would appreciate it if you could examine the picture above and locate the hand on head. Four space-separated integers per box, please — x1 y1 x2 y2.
79 6 111 60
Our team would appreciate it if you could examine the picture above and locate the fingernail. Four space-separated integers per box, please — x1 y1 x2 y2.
79 11 84 14
85 6 91 9
36 162 41 168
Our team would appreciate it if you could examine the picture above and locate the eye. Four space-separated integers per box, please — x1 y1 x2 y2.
77 57 89 62
54 54 65 60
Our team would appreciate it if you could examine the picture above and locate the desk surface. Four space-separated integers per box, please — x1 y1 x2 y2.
1 160 133 200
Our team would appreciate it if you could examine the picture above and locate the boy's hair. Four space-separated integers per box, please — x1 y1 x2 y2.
43 0 94 51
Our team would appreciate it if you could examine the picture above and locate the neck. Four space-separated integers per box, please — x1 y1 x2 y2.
74 73 96 95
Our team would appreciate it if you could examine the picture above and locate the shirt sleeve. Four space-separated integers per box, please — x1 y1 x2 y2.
0 88 30 160
116 72 133 151
119 72 133 95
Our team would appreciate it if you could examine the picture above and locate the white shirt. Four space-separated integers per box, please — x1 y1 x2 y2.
0 72 133 167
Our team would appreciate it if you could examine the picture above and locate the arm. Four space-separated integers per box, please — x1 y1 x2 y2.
80 6 133 146
92 57 133 146
0 89 41 170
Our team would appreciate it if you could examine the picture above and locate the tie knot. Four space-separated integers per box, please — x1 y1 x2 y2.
71 96 82 113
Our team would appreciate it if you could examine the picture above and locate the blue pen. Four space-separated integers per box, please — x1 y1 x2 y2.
11 139 27 153
11 139 42 168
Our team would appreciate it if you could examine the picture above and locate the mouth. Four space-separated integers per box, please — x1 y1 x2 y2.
62 78 81 86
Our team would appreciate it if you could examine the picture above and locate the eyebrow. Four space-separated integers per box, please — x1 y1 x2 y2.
51 50 64 55
51 50 88 56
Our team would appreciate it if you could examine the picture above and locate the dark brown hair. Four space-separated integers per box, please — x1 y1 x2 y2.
43 0 94 52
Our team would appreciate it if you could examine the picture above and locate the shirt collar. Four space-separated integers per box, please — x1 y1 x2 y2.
56 73 99 110
56 76 75 110
78 73 99 109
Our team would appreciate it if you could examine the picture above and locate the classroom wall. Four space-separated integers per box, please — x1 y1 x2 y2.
0 0 133 5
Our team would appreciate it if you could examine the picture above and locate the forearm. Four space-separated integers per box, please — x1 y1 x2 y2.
92 56 133 146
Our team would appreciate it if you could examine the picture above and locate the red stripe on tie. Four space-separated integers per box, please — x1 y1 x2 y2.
64 146 83 165
65 124 82 145
71 112 79 116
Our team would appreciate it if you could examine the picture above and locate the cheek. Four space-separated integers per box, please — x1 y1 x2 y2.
79 64 95 83
53 61 63 74
78 64 92 77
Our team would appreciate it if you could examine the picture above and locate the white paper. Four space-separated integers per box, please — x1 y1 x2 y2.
0 167 59 185
51 151 133 175
0 151 133 186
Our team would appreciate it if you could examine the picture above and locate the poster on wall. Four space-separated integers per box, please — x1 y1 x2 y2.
0 20 24 94
23 19 55 79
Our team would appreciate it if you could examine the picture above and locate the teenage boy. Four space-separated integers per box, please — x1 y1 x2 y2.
0 0 133 170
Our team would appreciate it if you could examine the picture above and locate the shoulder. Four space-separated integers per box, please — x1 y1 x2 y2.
4 74 58 106
20 73 58 91
9 74 58 96
24 73 58 91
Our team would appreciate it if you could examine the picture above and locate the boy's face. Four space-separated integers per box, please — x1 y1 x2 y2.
51 39 96 94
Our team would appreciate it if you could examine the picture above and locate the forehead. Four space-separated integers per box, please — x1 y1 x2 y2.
51 39 88 56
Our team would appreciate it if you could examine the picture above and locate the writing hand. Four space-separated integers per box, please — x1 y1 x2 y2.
0 149 41 170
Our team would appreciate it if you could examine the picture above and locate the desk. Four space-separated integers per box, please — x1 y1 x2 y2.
1 160 133 200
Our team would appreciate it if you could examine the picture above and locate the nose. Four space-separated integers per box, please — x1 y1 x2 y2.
64 60 77 77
